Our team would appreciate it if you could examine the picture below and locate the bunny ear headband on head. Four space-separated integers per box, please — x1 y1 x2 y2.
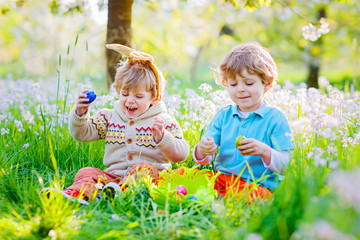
106 43 162 101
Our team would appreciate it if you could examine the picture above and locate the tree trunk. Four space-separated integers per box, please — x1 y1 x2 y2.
306 7 326 89
106 0 133 89
307 63 319 88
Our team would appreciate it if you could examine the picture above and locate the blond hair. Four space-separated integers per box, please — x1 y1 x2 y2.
113 61 165 98
217 42 278 87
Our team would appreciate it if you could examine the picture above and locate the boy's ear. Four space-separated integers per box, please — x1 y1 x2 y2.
264 82 272 93
151 98 159 105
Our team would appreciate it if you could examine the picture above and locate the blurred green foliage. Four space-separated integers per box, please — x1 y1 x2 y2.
0 0 359 90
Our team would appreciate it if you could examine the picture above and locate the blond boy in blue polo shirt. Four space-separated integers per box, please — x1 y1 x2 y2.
193 42 294 199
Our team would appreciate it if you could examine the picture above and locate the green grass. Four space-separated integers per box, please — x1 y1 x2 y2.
1 77 360 239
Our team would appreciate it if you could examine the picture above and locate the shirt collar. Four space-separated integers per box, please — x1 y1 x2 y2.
231 102 270 118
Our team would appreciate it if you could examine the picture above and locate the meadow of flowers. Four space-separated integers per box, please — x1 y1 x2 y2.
1 74 360 239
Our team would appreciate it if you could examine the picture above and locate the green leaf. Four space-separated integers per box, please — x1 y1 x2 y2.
74 34 78 46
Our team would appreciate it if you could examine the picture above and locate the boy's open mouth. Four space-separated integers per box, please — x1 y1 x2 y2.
126 106 137 113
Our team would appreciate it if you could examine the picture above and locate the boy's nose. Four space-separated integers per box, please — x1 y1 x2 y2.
127 96 136 103
237 84 246 92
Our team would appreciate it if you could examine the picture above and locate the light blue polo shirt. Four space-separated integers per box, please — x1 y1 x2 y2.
203 102 294 190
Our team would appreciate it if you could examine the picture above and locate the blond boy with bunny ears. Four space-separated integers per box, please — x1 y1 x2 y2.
42 44 189 203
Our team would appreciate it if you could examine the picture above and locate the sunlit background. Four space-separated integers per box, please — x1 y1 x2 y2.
1 0 359 93
1 1 360 239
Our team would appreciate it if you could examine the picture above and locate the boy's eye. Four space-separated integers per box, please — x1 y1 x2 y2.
229 83 237 87
136 96 143 99
246 82 254 86
121 93 129 96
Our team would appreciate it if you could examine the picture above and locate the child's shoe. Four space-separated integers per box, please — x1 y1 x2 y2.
102 182 122 199
40 187 89 205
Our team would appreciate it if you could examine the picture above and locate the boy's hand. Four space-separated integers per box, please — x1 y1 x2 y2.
236 138 272 164
151 116 165 143
75 91 91 117
195 137 218 159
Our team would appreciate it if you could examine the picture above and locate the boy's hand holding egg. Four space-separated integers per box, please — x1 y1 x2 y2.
84 91 97 103
75 90 97 117
235 135 246 148
235 136 271 164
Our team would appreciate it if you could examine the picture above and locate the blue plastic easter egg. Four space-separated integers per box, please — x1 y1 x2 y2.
188 195 197 201
85 91 97 103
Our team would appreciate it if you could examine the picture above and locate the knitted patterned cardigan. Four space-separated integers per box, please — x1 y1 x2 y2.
69 101 189 176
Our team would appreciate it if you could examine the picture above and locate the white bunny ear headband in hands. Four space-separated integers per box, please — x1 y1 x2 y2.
106 43 162 101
